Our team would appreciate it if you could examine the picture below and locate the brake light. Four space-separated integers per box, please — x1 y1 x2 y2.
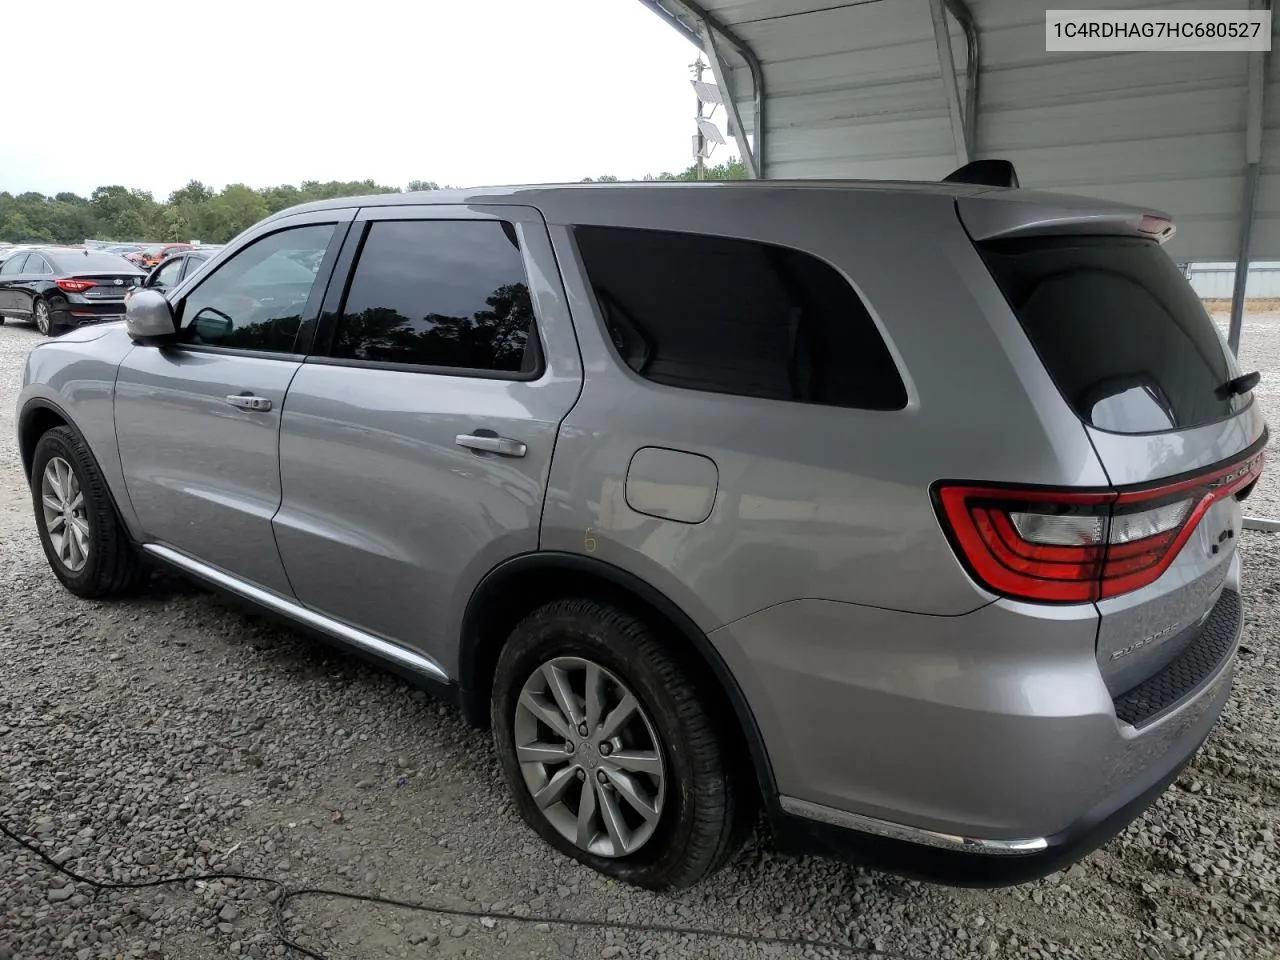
934 449 1264 603
56 278 97 292
1138 214 1176 242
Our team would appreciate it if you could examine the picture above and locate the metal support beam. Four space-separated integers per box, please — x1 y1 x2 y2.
636 0 768 177
942 0 980 152
1228 0 1270 356
700 20 758 178
929 0 969 165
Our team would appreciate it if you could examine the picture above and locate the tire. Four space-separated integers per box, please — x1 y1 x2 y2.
30 425 147 598
33 297 55 336
491 598 749 891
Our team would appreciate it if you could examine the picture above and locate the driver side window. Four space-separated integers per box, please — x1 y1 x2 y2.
177 223 336 353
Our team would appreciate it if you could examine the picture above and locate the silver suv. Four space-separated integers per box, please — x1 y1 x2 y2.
16 178 1267 891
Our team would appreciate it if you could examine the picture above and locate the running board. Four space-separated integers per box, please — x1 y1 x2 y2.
141 543 450 683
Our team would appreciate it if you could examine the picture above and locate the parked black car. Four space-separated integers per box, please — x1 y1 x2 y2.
137 246 220 294
0 246 146 335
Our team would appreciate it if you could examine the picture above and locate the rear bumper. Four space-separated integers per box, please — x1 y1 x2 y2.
51 300 127 328
711 584 1241 885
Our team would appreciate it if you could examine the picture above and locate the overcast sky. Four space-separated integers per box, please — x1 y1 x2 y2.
0 0 702 200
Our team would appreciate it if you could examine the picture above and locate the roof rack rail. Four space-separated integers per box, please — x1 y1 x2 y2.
942 159 1019 189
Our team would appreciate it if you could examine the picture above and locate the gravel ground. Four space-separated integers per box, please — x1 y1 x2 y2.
0 315 1277 960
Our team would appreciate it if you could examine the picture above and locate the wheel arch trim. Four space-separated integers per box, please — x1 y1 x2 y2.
457 550 779 802
18 397 136 536
18 396 80 480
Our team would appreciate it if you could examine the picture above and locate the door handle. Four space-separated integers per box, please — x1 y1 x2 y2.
225 394 273 412
456 433 527 457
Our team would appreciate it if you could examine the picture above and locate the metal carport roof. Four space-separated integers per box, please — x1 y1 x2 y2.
637 0 1275 266
638 0 1280 531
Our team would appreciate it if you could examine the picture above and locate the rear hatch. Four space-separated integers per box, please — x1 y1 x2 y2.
958 193 1267 705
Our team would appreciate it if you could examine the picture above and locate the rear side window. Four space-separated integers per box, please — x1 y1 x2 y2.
572 225 906 410
978 236 1245 434
25 255 52 275
331 219 538 375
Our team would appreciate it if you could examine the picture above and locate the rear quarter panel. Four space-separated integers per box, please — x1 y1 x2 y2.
538 188 1108 628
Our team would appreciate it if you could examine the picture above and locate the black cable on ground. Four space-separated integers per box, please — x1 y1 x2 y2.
1 820 924 960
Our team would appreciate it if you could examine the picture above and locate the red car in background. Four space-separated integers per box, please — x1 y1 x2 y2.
125 242 193 269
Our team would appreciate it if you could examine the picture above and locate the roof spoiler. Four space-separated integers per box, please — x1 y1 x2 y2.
942 159 1020 189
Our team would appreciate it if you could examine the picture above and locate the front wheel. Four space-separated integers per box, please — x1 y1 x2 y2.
491 598 750 891
30 426 147 598
33 298 55 336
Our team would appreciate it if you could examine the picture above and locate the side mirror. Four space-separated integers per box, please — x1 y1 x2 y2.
190 307 234 344
125 289 177 344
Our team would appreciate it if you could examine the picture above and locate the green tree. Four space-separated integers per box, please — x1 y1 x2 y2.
0 212 52 243
204 184 270 242
0 161 751 245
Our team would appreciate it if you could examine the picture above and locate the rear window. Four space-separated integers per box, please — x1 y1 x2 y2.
572 225 906 410
47 251 140 273
977 235 1246 434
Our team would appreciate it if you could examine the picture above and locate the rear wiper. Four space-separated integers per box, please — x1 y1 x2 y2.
1219 371 1261 398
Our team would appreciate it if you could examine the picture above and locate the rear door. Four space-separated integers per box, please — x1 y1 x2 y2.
0 253 27 312
966 205 1267 696
272 204 583 675
13 253 53 315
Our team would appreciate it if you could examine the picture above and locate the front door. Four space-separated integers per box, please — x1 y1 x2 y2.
272 205 583 672
114 212 351 595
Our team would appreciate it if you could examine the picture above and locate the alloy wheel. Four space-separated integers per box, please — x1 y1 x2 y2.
40 456 90 572
513 656 666 858
35 300 51 335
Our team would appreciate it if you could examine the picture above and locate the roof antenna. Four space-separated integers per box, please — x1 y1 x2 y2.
942 159 1020 189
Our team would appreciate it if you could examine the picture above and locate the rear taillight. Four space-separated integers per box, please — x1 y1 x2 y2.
934 449 1264 603
56 278 96 292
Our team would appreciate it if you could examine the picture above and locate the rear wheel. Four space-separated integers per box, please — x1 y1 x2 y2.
33 298 55 336
491 598 749 890
30 426 147 598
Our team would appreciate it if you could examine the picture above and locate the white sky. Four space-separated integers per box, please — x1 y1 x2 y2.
0 0 701 200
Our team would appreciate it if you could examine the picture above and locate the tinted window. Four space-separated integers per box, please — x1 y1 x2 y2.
46 251 138 273
331 219 537 374
24 255 51 275
0 254 26 275
181 253 211 280
572 225 907 410
978 236 1245 434
179 223 335 353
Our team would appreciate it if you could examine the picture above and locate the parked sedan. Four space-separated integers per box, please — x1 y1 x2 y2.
0 247 146 335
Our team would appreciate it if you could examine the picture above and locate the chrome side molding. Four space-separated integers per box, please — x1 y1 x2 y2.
779 795 1049 855
142 543 450 683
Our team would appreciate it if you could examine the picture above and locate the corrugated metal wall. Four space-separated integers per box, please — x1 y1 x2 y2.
687 0 1274 262
1188 262 1280 298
